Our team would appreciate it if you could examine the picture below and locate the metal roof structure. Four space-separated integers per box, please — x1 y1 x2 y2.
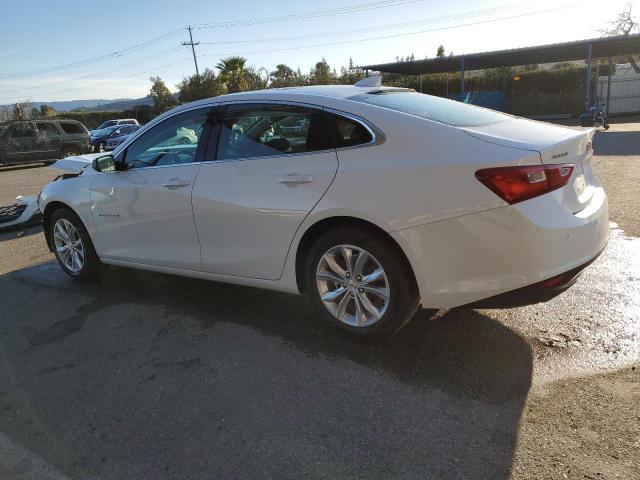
359 34 640 75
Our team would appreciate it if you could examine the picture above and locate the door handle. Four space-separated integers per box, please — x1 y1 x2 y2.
161 178 190 189
277 173 314 185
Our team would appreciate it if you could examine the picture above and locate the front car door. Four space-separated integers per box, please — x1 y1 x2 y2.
90 106 213 270
192 102 339 280
3 122 38 162
35 121 62 160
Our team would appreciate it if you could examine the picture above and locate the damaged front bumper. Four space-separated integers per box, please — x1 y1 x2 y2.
0 195 42 232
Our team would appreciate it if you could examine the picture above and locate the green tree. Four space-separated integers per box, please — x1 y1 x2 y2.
436 45 445 58
216 56 248 93
177 69 226 102
149 76 177 113
244 66 268 91
309 58 336 85
269 64 298 88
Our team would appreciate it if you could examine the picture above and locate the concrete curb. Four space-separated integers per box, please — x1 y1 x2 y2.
0 163 49 173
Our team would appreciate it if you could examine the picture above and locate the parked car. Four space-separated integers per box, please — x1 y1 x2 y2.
105 125 141 151
94 118 139 131
90 124 139 153
0 119 90 165
39 81 608 336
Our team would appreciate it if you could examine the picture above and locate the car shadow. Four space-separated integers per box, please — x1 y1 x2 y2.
0 263 532 479
0 224 42 243
593 129 640 156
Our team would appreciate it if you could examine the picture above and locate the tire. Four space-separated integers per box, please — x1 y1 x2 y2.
304 226 420 337
60 147 80 158
49 208 102 280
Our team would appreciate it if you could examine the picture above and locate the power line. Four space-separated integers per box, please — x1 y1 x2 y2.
198 3 529 46
0 46 183 97
0 28 186 80
182 26 200 76
193 0 428 29
0 58 191 102
199 4 580 59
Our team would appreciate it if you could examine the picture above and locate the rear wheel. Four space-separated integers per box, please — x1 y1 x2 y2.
305 227 420 337
60 147 80 158
49 208 101 280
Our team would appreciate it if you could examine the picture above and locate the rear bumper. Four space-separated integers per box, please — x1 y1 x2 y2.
391 186 609 309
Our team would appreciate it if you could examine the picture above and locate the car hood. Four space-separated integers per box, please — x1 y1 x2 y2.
51 153 103 175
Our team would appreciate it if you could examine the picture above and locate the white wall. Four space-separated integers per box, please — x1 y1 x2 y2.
597 64 640 114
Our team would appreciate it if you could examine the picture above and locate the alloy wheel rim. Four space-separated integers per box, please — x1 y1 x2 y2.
53 219 84 273
316 244 390 327
64 150 78 157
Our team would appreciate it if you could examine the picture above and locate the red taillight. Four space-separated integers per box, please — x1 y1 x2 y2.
475 164 574 204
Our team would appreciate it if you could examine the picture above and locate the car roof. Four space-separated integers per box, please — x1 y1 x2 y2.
171 85 410 112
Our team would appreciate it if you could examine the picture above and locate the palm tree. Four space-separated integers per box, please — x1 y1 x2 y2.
216 56 248 93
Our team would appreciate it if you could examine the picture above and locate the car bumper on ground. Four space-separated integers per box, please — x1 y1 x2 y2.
392 187 609 309
0 195 41 232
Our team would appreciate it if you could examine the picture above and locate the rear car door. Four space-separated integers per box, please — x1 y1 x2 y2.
90 106 213 270
192 102 338 280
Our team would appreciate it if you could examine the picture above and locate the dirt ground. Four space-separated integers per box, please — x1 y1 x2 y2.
0 123 638 479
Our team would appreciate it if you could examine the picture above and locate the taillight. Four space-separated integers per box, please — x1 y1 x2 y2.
475 164 574 204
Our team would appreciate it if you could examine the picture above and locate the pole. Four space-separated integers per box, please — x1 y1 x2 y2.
419 74 423 93
584 42 592 110
460 57 465 95
183 25 200 76
606 56 613 119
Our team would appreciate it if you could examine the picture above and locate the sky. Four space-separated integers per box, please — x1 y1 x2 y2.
0 0 632 104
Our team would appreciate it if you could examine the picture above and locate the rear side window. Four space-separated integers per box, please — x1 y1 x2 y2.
58 122 86 134
326 112 373 148
349 91 513 127
217 104 333 160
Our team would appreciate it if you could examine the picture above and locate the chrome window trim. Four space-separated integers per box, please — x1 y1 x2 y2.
324 107 385 151
98 161 202 174
209 100 384 164
112 102 219 159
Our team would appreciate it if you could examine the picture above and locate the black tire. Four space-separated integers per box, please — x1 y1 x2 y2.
60 146 80 158
49 208 102 280
304 226 420 337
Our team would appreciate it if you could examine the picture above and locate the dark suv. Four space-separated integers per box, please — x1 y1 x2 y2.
0 119 91 165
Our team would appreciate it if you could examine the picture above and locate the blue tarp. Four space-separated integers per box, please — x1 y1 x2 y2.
449 91 506 111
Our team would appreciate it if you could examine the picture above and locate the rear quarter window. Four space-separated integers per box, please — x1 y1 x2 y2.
58 122 86 134
349 91 513 128
326 112 373 148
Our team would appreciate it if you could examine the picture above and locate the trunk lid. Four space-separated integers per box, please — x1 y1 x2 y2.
463 118 596 213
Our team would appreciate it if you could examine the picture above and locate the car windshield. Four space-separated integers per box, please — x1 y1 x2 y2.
97 120 117 129
348 91 514 127
92 126 118 136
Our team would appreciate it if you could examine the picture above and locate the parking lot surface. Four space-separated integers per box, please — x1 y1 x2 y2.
0 124 638 479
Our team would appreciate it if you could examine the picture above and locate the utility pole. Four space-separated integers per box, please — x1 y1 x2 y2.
182 25 200 77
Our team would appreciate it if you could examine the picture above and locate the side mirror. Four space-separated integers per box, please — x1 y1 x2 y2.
92 154 126 173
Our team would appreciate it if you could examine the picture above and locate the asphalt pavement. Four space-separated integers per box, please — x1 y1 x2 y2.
0 123 638 479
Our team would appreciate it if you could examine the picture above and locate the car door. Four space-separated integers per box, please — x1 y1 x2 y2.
35 122 61 160
192 102 339 280
3 122 37 162
90 106 213 270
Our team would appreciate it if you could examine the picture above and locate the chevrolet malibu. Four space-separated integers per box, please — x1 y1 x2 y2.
38 80 609 336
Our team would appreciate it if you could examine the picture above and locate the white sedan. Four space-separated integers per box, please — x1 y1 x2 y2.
39 80 609 336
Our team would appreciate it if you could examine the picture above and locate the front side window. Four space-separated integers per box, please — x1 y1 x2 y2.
122 109 208 169
58 122 85 134
217 104 333 160
11 123 35 138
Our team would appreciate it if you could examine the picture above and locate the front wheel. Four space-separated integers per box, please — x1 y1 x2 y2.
49 208 102 280
305 227 420 337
